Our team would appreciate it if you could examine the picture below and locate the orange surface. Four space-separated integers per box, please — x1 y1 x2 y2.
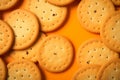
1 0 100 80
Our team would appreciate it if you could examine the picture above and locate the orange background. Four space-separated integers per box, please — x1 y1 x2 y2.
2 0 100 80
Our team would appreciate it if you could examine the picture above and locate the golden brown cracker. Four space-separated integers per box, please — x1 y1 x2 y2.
4 9 40 50
77 38 119 66
77 0 115 33
38 34 73 72
23 0 67 32
0 20 14 55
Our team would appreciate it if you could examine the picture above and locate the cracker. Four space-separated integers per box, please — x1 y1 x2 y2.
7 59 41 80
9 34 46 62
0 20 14 55
97 58 120 80
0 58 7 80
47 0 75 6
77 38 119 66
24 0 67 32
0 0 18 10
111 0 120 6
100 11 120 52
73 65 100 80
4 9 40 50
77 0 115 33
38 34 73 72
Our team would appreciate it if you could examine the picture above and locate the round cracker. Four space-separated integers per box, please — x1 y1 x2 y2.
97 58 120 80
73 65 100 80
0 20 14 55
77 0 115 33
0 58 7 80
111 0 120 6
0 0 18 10
5 9 40 50
47 0 75 6
77 38 119 66
100 11 120 52
38 34 73 72
7 59 41 80
9 34 46 62
24 0 67 32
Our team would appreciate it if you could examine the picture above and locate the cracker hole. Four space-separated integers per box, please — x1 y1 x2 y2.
52 13 57 16
20 26 22 28
88 75 90 78
28 75 31 77
26 51 29 55
5 29 8 32
21 75 23 77
88 50 90 53
14 77 16 80
100 14 103 16
86 61 90 64
22 20 25 23
50 9 53 11
16 19 18 21
35 6 38 8
22 35 24 37
106 56 109 59
116 20 119 24
41 17 43 19
15 70 18 72
94 10 97 13
87 12 89 14
102 48 104 50
93 48 96 51
53 52 57 55
102 8 105 10
43 11 45 13
112 36 115 39
91 56 93 58
13 26 16 28
88 5 91 8
112 76 115 79
0 39 3 41
22 57 25 59
112 28 114 30
90 17 93 20
48 18 50 20
95 2 98 5
97 20 100 23
27 28 29 31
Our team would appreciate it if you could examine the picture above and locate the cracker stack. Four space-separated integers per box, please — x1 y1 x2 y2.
1 0 120 80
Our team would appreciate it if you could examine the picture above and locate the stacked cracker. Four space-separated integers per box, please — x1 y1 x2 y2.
74 0 120 80
0 0 75 80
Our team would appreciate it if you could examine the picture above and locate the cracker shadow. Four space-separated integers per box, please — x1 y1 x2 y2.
36 62 46 80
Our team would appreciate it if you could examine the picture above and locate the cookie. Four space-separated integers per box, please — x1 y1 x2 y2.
97 58 120 80
73 65 100 80
24 0 67 32
77 38 119 66
111 0 120 6
4 9 40 50
0 20 14 55
0 0 18 10
100 11 120 52
9 34 46 62
47 0 75 6
0 58 7 80
38 34 73 72
7 59 41 80
77 0 115 33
